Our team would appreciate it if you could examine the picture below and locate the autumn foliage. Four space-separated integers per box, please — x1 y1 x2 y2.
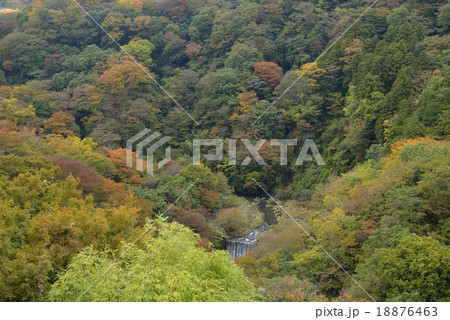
254 62 283 88
0 0 449 303
43 112 75 136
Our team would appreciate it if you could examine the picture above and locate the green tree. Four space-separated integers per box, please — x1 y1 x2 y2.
224 43 263 74
189 8 215 43
354 234 450 302
121 39 155 69
49 220 256 301
32 98 51 118
0 98 35 124
437 4 450 33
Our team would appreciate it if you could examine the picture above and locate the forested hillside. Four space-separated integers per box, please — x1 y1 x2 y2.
0 0 449 301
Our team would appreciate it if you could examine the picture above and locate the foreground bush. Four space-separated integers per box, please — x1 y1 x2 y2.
50 220 256 302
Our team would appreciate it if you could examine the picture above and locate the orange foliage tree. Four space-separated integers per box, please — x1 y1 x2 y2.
229 91 258 122
108 148 144 185
43 112 75 136
199 187 220 210
264 276 327 302
97 57 151 97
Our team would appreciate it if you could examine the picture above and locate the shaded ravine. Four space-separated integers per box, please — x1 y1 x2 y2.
225 198 280 259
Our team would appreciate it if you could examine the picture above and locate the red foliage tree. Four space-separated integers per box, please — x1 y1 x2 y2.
48 156 103 194
254 61 283 88
355 219 378 244
169 206 212 240
154 0 189 22
44 54 64 76
199 187 220 210
185 42 202 60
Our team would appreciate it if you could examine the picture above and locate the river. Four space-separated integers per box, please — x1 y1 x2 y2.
225 197 280 259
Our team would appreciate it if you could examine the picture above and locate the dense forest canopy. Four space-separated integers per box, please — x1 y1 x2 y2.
0 0 449 302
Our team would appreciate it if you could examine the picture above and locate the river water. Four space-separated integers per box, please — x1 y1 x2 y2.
225 198 280 259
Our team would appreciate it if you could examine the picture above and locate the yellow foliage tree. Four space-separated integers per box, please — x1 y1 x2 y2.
296 62 326 87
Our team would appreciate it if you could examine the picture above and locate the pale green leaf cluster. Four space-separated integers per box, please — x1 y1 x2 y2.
50 220 257 301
